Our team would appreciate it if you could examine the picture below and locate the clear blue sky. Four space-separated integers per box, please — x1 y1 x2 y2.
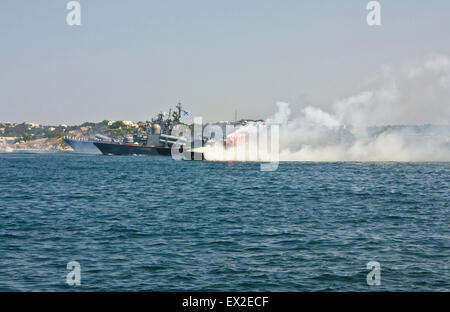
0 0 449 124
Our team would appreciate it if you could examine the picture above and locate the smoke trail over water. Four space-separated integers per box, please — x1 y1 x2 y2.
204 55 450 162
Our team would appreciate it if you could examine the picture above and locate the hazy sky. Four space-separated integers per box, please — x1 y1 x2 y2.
0 0 449 125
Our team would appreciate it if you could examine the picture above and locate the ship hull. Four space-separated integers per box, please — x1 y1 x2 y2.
94 142 171 156
63 138 101 154
93 142 204 160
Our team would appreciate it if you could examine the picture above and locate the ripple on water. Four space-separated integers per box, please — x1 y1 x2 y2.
0 154 448 291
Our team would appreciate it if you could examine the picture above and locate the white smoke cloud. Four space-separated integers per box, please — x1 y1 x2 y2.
265 102 291 124
203 55 450 162
302 106 340 130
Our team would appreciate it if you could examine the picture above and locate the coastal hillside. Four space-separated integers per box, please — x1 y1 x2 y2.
0 120 148 151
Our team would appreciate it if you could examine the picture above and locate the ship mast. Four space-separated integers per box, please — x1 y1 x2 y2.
176 101 182 122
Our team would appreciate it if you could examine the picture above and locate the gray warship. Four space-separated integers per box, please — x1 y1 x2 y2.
94 102 204 160
63 134 111 154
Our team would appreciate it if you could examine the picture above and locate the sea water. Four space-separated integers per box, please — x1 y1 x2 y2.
0 152 448 291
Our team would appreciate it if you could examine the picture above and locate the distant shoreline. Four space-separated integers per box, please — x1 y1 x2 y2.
0 138 71 152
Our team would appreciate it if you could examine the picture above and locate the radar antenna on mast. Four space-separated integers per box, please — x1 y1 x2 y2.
172 100 183 124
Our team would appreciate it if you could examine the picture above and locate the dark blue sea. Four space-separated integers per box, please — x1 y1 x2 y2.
0 152 448 291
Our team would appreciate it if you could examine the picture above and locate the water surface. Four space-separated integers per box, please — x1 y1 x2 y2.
0 152 448 291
